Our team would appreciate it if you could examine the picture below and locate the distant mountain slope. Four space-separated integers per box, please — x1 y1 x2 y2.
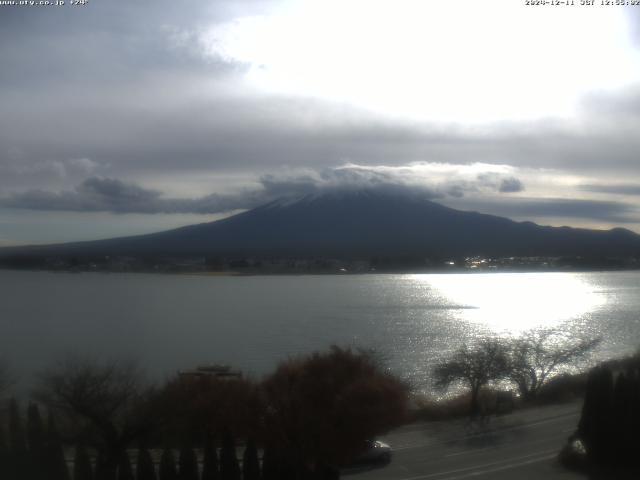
2 189 640 259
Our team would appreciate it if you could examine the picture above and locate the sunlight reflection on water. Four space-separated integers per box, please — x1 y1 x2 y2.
409 272 607 334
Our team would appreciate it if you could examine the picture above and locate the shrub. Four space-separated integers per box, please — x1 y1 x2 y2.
262 346 409 474
46 412 70 480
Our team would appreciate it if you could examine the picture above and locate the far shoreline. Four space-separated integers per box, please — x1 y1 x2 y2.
1 265 640 277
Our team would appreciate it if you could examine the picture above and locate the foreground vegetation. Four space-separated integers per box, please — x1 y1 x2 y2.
0 329 613 479
0 347 409 480
558 353 640 478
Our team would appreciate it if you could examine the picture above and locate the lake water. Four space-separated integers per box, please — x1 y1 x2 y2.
1 270 639 392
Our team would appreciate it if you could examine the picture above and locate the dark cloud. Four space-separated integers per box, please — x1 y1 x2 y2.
444 184 465 198
0 174 418 214
1 0 640 189
0 165 525 214
499 177 524 193
506 199 635 222
1 178 163 214
476 173 525 194
2 2 640 191
0 177 265 214
4 87 640 192
0 0 265 72
4 175 634 229
445 197 638 224
579 184 640 196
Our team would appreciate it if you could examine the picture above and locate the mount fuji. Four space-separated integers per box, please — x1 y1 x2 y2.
2 189 639 260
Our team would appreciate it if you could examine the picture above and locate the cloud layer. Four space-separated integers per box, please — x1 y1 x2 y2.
2 1 640 243
0 163 525 214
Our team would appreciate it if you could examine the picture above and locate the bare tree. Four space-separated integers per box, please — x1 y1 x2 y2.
507 329 600 401
434 339 509 417
33 355 158 480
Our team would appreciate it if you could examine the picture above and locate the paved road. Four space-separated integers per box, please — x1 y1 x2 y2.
344 402 585 480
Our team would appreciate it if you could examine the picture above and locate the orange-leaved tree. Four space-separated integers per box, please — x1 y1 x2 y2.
262 346 409 476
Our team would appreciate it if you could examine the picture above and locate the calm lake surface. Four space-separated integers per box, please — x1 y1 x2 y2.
1 270 639 391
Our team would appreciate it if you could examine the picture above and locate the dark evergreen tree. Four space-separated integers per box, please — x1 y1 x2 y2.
596 367 614 466
201 435 219 480
159 449 178 480
628 368 640 465
578 370 596 436
117 452 134 480
8 399 27 480
0 425 13 480
27 403 46 480
136 447 157 480
9 399 26 455
611 372 631 465
260 445 278 480
95 451 115 480
177 445 198 480
73 445 94 480
26 403 45 453
578 366 614 466
219 429 240 480
46 412 70 480
241 439 260 480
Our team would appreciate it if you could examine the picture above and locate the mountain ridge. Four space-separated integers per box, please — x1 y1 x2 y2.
1 189 639 260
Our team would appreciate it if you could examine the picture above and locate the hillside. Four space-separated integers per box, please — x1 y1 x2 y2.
1 189 639 261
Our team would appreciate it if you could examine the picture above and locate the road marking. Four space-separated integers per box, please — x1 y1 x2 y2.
394 449 558 480
443 432 567 458
436 453 557 480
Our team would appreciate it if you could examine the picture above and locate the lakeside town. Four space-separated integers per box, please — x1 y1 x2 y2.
2 254 638 274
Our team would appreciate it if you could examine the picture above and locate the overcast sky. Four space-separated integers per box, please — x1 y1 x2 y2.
2 0 640 245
